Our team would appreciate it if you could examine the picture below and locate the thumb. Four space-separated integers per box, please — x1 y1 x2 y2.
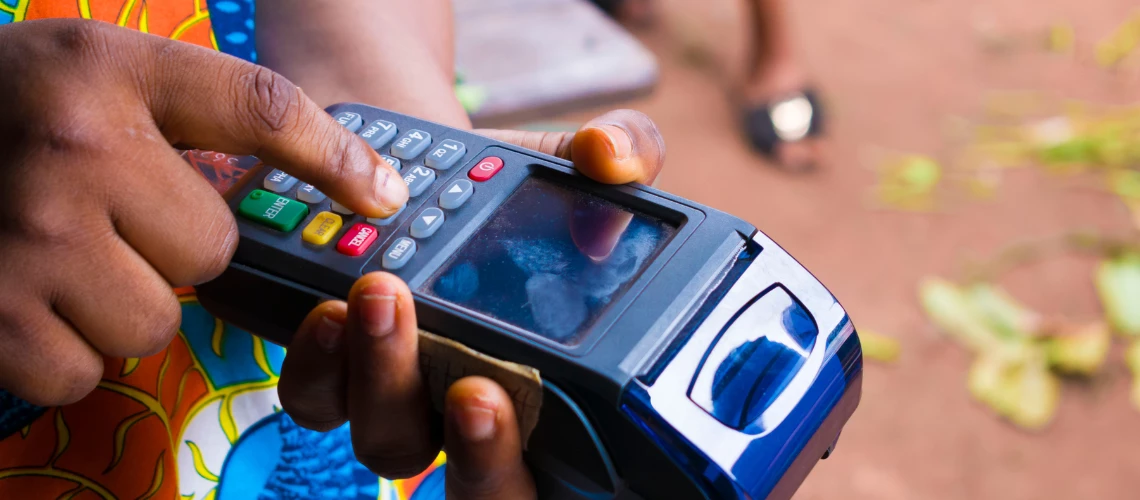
444 377 536 500
476 109 665 185
140 38 407 218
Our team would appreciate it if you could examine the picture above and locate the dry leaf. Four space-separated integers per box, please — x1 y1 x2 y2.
1126 340 1140 411
1096 12 1140 68
875 156 942 211
966 283 1043 339
920 278 1017 354
1047 23 1075 54
858 330 901 363
1042 322 1111 376
1096 254 1140 336
968 353 1059 430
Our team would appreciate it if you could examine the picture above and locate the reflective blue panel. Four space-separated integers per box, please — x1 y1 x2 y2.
689 286 817 432
621 229 863 500
623 328 857 500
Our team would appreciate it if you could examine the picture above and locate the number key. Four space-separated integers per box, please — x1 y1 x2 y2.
424 139 466 170
402 166 437 197
263 169 298 193
391 129 432 160
359 120 397 149
366 203 406 226
380 155 402 172
296 183 327 204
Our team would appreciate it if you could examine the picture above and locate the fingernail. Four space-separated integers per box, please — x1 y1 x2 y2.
374 168 408 211
454 403 497 442
314 316 345 353
359 283 398 337
594 124 633 160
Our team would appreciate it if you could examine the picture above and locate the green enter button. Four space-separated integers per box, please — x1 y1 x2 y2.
238 189 309 231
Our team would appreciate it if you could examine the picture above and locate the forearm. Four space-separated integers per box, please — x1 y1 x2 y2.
255 0 470 129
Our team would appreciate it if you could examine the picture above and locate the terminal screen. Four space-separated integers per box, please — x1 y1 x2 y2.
425 178 676 346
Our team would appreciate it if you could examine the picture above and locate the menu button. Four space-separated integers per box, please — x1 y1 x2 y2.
382 237 417 270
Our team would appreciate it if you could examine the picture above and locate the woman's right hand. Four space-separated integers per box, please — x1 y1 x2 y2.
0 19 407 406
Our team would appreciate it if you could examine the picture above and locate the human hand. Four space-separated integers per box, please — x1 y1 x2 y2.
277 110 664 498
0 19 408 405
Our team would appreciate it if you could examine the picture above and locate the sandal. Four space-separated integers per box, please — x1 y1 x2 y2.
741 89 826 171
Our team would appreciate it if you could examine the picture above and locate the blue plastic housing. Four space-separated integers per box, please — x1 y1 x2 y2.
621 232 863 499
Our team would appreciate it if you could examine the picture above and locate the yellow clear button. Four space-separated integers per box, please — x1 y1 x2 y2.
302 211 343 245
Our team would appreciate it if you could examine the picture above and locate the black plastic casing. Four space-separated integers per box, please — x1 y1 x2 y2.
197 104 853 499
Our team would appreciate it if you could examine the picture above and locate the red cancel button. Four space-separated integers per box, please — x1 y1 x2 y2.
468 156 504 182
337 223 378 256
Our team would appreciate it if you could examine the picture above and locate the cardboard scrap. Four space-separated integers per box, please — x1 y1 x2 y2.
417 330 543 446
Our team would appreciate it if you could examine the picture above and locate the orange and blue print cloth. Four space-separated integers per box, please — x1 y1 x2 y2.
0 3 447 499
0 0 254 61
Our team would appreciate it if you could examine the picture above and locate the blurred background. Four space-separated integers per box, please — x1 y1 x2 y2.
455 0 1140 498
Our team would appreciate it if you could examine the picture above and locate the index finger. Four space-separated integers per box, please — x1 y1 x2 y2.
140 38 407 218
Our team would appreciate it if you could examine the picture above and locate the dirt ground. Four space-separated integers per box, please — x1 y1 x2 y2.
554 0 1140 498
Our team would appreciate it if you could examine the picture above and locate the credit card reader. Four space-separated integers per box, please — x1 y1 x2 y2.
196 103 864 500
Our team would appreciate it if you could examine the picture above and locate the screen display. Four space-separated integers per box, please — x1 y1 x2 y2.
425 177 676 346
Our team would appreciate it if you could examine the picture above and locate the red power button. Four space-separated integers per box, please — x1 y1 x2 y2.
468 156 504 182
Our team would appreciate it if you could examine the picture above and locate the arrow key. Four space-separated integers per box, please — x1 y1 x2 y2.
439 179 473 209
410 207 445 238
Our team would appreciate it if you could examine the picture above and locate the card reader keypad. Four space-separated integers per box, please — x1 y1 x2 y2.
439 180 473 209
239 190 308 231
359 120 397 149
333 111 363 132
264 169 298 193
381 155 402 172
329 201 354 215
410 208 445 238
296 183 327 204
391 129 432 159
367 204 405 226
468 156 504 182
403 166 437 197
337 223 379 256
302 211 342 245
383 237 417 269
234 107 494 276
425 139 466 170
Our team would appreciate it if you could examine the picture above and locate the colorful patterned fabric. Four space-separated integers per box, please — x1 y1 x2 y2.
0 4 446 499
0 0 256 61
